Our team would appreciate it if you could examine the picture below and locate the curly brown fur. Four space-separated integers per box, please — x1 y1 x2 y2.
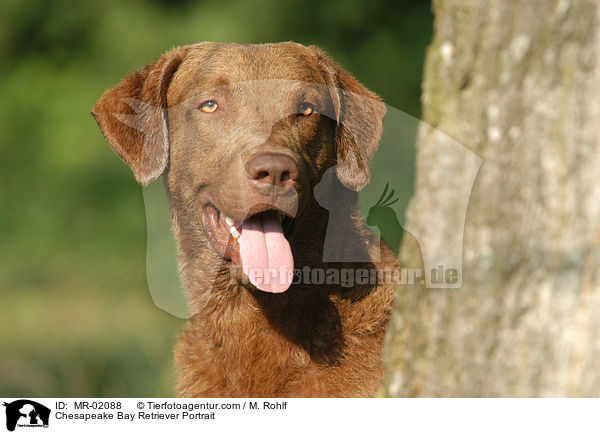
93 42 398 397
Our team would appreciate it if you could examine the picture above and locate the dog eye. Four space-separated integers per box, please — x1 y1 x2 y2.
297 102 314 116
199 100 218 113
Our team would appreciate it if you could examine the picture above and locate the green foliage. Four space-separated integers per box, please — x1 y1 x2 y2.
0 0 432 396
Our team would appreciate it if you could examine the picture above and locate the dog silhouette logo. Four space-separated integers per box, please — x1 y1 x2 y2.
3 400 50 432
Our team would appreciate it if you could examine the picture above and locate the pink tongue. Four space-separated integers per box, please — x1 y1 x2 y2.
239 213 294 293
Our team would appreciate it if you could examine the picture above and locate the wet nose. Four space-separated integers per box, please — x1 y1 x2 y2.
246 153 298 194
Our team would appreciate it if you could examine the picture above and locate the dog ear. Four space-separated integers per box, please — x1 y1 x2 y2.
92 46 188 185
311 46 386 191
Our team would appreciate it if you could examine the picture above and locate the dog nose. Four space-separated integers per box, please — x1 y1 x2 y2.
246 153 298 193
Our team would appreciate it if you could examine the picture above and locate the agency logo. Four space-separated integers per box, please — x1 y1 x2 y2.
366 182 402 254
3 400 50 432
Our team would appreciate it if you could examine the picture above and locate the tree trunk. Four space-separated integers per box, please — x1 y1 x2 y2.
384 0 600 397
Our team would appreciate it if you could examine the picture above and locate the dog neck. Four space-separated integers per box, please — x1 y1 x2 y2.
171 187 398 397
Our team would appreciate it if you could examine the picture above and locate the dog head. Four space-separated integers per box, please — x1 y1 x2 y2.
93 42 385 293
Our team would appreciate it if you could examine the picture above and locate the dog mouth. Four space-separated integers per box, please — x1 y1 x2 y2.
201 202 296 293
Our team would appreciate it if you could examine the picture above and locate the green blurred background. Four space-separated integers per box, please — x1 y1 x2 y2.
0 0 432 396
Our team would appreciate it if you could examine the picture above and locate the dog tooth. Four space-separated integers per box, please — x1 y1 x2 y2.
225 216 234 227
229 226 240 238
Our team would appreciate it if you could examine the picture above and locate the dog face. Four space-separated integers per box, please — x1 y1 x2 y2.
93 42 385 293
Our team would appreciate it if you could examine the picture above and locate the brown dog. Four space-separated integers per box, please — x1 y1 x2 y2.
93 42 398 397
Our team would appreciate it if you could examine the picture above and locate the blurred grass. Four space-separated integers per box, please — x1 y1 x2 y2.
0 0 432 396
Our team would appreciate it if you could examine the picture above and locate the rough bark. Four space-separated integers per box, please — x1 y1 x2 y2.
384 0 600 397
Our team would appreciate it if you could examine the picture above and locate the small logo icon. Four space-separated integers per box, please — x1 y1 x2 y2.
3 400 50 432
366 182 403 254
